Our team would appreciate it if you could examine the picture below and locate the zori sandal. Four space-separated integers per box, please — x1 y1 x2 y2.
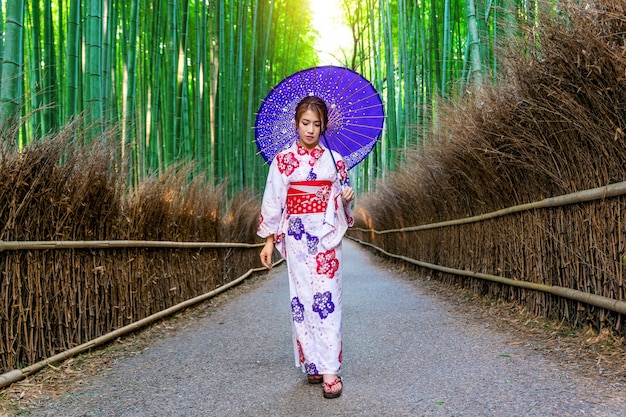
323 376 343 399
307 374 323 384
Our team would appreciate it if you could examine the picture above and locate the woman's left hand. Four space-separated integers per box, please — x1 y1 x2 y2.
341 186 355 203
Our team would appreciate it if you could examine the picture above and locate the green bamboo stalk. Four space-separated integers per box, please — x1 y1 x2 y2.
193 0 207 175
101 0 115 124
208 0 218 181
466 0 484 89
382 0 397 172
149 0 166 174
42 0 58 135
419 1 431 137
55 0 65 126
396 0 406 152
85 0 104 137
65 0 80 126
178 0 191 162
28 0 43 139
123 0 140 184
442 0 451 95
0 0 25 140
216 0 225 181
165 0 179 165
247 0 261 190
0 4 4 82
230 1 243 190
405 2 418 146
430 0 442 95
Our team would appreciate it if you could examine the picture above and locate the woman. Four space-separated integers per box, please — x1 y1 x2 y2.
258 96 354 399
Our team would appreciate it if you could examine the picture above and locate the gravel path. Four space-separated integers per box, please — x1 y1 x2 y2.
22 239 626 416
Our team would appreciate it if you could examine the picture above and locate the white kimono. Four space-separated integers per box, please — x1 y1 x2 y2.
258 141 354 375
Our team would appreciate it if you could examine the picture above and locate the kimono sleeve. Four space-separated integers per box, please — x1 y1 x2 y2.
257 157 287 240
320 152 355 250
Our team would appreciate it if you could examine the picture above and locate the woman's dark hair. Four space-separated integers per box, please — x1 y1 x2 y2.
295 96 329 133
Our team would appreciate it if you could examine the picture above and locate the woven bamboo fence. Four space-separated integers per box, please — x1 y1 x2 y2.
0 242 262 373
348 182 626 333
0 132 266 374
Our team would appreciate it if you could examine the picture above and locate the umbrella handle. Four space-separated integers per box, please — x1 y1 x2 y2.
322 134 344 187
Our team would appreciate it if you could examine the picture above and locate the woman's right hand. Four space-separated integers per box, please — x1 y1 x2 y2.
260 236 275 269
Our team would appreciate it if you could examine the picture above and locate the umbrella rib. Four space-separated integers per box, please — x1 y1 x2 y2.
329 71 380 106
329 128 382 153
336 90 383 112
337 126 384 141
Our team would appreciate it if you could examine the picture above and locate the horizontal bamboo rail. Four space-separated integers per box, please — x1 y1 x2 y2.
0 259 283 390
348 236 626 316
0 240 264 251
352 180 626 233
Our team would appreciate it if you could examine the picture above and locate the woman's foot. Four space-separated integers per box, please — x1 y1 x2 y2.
322 375 342 399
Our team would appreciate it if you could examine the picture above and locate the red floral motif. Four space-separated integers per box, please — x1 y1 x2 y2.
336 160 348 182
309 147 324 166
277 152 299 176
316 249 339 279
297 340 305 364
297 143 308 155
295 142 325 166
315 185 330 203
338 343 343 363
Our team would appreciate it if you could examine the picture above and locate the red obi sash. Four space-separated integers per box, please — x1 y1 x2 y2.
286 180 332 215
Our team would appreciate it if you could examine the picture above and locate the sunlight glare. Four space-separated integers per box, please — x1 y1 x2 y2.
311 0 353 65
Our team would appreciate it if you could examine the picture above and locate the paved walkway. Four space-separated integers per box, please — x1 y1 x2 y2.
26 240 625 416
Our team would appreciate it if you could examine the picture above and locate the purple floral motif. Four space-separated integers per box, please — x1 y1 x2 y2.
287 217 305 240
291 297 305 323
306 169 317 181
312 291 335 320
306 233 319 254
306 362 318 375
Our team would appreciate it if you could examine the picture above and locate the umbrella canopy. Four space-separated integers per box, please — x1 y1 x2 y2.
254 65 385 170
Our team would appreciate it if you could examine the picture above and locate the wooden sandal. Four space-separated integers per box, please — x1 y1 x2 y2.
307 374 323 384
323 376 342 399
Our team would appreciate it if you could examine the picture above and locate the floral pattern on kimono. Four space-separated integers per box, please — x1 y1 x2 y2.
257 141 354 375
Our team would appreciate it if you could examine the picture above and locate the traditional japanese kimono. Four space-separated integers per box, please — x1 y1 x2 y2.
258 141 354 376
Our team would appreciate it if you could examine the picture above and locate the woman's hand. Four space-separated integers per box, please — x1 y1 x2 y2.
341 186 355 204
260 236 275 269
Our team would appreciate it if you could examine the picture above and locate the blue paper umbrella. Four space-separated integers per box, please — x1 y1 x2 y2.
254 65 385 170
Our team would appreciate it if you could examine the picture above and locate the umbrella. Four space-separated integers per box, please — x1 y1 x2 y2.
254 65 385 170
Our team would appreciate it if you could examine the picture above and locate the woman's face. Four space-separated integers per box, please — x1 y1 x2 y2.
297 109 322 151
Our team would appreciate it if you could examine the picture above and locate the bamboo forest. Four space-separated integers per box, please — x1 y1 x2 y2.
1 0 557 194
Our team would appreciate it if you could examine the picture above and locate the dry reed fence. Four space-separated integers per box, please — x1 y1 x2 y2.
348 0 626 336
0 128 263 373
